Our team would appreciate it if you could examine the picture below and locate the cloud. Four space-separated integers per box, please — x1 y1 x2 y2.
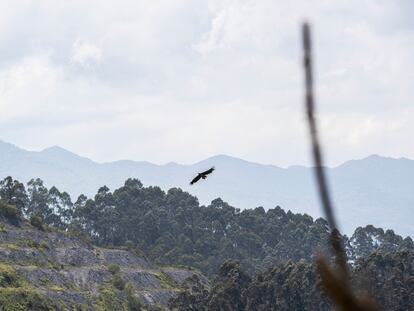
71 39 102 68
0 0 413 167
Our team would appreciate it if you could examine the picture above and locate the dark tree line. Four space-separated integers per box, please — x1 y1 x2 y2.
0 176 413 278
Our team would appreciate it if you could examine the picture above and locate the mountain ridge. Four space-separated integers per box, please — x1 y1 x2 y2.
3 139 411 168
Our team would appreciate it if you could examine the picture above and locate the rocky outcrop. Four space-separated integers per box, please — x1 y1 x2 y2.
0 219 207 310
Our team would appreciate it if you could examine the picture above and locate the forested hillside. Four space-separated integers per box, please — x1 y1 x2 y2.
1 176 413 310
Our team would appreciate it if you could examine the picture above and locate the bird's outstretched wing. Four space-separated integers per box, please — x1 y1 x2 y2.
202 167 215 175
190 167 215 185
190 174 202 185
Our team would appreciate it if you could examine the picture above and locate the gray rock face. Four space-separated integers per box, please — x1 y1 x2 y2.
162 267 197 285
0 247 51 266
42 290 89 305
55 247 100 266
0 219 204 309
18 267 71 288
101 249 150 268
141 289 177 305
123 270 161 289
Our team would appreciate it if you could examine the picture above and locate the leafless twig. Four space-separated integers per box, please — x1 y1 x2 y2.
302 22 348 276
302 22 379 311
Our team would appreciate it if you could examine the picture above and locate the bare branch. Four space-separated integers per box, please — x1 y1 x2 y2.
302 22 379 310
302 22 348 275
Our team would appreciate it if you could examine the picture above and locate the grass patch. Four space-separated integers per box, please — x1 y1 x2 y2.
107 264 121 275
0 223 6 233
26 239 41 249
1 243 20 251
154 272 178 290
17 238 49 251
0 263 20 287
94 278 148 310
49 285 65 292
0 288 55 311
95 286 126 311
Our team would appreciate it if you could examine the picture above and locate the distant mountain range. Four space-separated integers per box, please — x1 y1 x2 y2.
0 140 413 237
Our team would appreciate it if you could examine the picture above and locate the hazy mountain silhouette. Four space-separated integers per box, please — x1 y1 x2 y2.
0 140 413 237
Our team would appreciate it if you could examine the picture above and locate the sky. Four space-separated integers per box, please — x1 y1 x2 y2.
0 0 413 167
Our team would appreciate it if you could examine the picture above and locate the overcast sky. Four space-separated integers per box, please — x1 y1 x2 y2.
0 0 413 167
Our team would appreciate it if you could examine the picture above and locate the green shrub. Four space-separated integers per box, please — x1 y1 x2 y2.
0 264 20 287
0 201 21 223
39 241 50 250
125 282 144 311
107 264 121 275
124 240 134 251
30 215 44 231
95 288 125 311
107 264 125 290
26 239 41 249
74 304 89 311
112 273 125 290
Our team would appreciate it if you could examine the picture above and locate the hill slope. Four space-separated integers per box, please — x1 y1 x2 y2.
0 216 206 310
0 140 413 236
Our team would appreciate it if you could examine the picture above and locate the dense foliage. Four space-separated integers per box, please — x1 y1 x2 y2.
71 182 335 275
353 250 414 310
171 250 414 311
170 260 330 311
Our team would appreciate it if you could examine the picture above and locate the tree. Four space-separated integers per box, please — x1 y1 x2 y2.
48 186 73 228
207 261 251 311
93 186 117 245
26 178 52 223
0 176 28 212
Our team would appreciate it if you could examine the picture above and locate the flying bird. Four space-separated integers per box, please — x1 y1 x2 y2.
190 167 215 185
